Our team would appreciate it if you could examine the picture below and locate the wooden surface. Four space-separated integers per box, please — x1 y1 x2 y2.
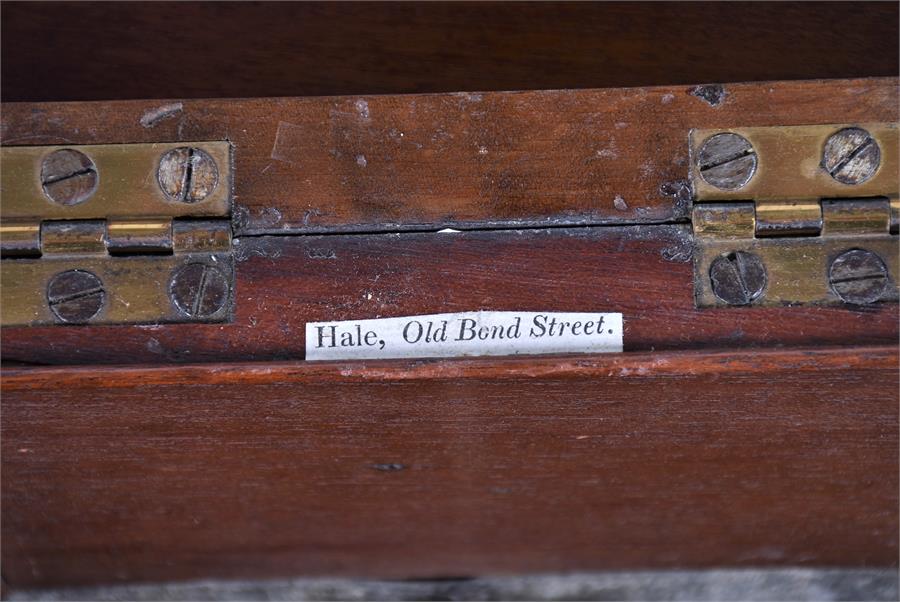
2 3 897 102
2 78 897 234
2 346 897 587
2 6 899 591
3 226 897 365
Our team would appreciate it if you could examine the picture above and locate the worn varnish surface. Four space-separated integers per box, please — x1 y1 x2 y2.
2 79 897 233
2 74 898 588
2 5 899 591
2 346 897 587
2 3 897 102
4 226 897 365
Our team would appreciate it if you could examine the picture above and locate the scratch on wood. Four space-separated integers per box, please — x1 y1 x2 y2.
1 134 74 145
140 103 183 128
303 209 323 226
271 121 304 164
146 338 164 354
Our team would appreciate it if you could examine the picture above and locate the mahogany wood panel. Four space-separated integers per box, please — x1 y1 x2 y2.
2 3 897 102
2 78 897 234
2 346 897 587
3 226 897 365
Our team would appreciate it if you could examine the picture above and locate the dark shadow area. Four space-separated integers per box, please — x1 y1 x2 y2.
2 1 898 102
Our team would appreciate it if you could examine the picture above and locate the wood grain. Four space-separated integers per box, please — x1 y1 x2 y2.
2 3 897 102
2 346 897 587
3 226 897 365
3 6 898 592
2 79 897 234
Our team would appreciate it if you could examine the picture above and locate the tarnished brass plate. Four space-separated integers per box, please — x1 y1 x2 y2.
691 123 898 308
693 198 899 307
1 142 234 326
1 142 231 220
1 252 234 326
690 123 898 202
694 234 899 307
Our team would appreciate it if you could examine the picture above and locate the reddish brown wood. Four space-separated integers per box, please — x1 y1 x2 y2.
2 346 897 587
3 226 897 365
2 8 898 593
2 79 896 233
2 3 897 102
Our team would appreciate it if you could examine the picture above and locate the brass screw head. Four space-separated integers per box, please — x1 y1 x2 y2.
157 147 219 203
709 251 767 305
828 248 890 304
697 133 757 190
40 149 99 206
169 263 230 318
46 269 106 323
822 127 881 185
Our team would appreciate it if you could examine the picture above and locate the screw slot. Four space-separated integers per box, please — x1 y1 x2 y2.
40 149 99 206
697 133 757 190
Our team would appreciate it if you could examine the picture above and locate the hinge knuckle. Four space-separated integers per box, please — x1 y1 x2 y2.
692 203 755 238
822 198 892 236
173 221 232 253
0 142 234 326
890 199 900 235
754 200 822 237
691 123 899 307
40 220 107 255
0 221 41 258
106 218 173 254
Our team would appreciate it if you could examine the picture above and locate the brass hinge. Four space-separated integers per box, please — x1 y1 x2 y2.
690 123 899 307
0 142 234 326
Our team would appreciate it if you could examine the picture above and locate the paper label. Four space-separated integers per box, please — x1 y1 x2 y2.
305 311 623 361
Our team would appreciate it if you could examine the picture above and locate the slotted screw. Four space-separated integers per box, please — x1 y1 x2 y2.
157 147 219 203
46 269 105 323
697 133 757 190
40 149 99 206
169 263 229 318
828 248 890 304
822 127 881 185
709 251 767 305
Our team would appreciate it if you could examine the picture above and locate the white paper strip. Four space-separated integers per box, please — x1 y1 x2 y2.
305 311 623 361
